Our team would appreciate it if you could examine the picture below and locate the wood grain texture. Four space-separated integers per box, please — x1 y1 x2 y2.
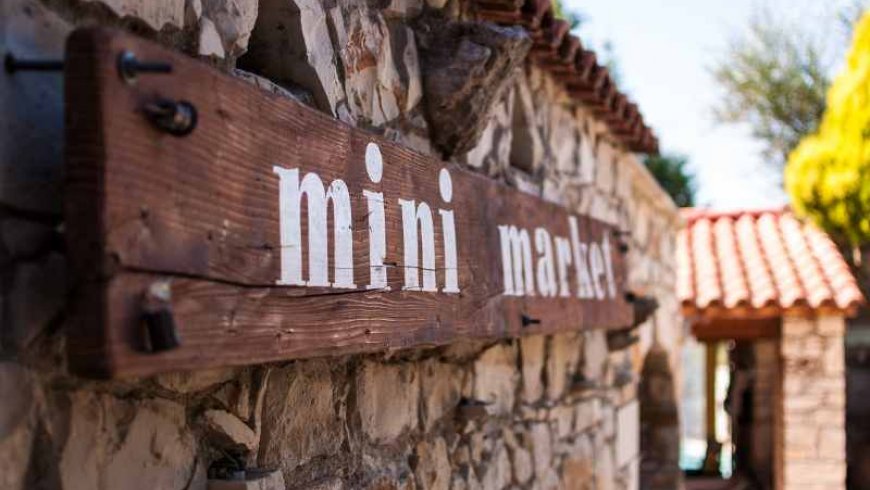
64 28 633 378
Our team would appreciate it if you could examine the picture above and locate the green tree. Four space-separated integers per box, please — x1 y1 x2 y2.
711 3 869 174
644 153 697 208
711 10 831 172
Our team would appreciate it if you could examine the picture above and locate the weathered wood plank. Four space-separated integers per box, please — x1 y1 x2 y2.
64 28 633 378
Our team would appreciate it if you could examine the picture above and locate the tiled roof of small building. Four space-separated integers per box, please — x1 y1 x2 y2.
677 207 864 318
474 0 659 154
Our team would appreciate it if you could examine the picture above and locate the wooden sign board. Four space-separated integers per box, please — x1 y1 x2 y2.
64 29 632 378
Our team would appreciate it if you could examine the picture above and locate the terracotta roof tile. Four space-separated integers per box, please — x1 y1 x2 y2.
678 208 864 317
474 0 659 154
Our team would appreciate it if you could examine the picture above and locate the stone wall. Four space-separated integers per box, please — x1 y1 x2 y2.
0 0 682 489
777 315 847 490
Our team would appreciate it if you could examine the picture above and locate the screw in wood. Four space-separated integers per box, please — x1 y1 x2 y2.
117 50 172 84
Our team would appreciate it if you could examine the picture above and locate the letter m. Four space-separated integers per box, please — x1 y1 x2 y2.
273 166 355 288
498 225 535 296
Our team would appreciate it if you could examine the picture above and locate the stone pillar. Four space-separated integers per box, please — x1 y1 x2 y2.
777 315 847 490
639 345 683 490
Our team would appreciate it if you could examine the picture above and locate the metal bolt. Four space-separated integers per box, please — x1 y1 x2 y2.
521 314 541 327
142 99 197 137
4 53 64 73
117 50 172 84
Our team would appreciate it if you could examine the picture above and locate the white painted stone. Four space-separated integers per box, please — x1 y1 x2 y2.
473 343 518 415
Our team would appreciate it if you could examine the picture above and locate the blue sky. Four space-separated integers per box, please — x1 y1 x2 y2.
566 0 859 210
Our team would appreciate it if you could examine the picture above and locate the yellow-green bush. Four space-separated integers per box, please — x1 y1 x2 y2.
785 11 870 246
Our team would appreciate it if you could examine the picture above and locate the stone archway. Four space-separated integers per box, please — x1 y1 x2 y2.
639 344 683 490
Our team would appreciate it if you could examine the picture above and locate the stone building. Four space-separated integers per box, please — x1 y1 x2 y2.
0 0 683 489
678 208 864 490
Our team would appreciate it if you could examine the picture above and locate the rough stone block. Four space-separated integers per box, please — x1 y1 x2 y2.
331 5 403 126
155 367 238 394
583 330 608 384
413 437 450 490
200 409 258 453
817 315 845 337
547 333 582 400
519 335 546 403
241 0 345 115
420 359 462 431
258 363 344 472
509 74 544 173
61 393 197 490
529 423 552 479
551 405 574 440
201 0 259 57
574 399 601 433
357 361 419 443
85 0 185 31
414 16 531 157
473 343 518 415
562 434 594 489
614 401 639 468
480 441 512 489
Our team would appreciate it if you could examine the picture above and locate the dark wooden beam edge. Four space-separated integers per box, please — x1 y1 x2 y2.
64 28 633 379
